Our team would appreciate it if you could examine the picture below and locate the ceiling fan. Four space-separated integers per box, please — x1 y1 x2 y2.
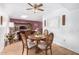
26 3 44 13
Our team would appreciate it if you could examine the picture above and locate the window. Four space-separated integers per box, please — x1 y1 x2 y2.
62 15 66 25
0 16 3 25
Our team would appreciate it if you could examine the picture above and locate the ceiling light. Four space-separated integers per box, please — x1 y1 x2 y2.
27 3 44 13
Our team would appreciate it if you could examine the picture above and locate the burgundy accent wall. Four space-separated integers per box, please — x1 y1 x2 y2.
10 18 42 30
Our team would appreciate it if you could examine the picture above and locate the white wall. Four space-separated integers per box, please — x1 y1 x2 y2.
0 5 9 53
44 6 79 53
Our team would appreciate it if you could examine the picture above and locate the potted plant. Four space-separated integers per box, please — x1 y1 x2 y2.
6 33 14 44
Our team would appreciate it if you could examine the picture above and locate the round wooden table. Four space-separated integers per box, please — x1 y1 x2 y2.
28 35 46 53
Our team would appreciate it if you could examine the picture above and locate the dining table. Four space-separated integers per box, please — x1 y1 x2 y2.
28 34 46 53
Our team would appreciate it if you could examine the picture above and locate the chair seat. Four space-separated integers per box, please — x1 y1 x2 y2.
38 41 47 49
27 39 36 48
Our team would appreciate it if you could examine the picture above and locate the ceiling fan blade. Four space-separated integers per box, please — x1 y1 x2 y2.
28 3 33 7
26 8 32 10
38 9 44 11
38 4 43 7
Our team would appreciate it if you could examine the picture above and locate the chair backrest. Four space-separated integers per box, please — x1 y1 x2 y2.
25 30 32 38
47 32 54 45
44 29 48 36
20 33 27 46
31 31 36 35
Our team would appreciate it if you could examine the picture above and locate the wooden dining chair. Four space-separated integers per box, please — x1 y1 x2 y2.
38 32 54 55
44 29 48 36
20 32 36 55
39 29 49 44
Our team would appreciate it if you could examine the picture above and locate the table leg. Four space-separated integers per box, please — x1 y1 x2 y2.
35 40 42 54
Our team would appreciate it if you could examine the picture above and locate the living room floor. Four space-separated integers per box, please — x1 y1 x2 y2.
1 41 79 55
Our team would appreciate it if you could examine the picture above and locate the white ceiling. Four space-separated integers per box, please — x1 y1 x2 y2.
0 3 79 21
60 3 79 11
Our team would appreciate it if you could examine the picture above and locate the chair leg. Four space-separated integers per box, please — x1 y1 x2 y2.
45 49 47 55
50 46 52 55
27 48 28 55
22 45 24 55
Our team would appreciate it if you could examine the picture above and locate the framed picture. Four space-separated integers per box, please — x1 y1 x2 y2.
0 16 3 25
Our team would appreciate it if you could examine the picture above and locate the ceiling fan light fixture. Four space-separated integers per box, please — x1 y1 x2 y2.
32 8 38 13
27 3 44 13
